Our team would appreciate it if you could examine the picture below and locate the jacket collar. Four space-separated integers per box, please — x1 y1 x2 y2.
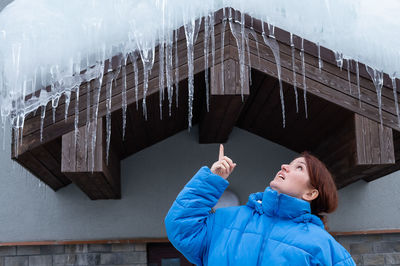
246 187 324 228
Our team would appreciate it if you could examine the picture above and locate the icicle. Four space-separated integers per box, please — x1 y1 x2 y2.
13 125 19 159
174 28 180 108
300 38 308 119
210 12 216 93
183 17 201 129
268 24 275 38
262 22 285 127
121 55 127 140
220 8 227 94
90 80 102 173
365 66 384 148
74 86 79 149
334 51 343 70
166 33 173 116
72 54 81 150
355 60 361 107
244 31 252 86
240 11 246 101
204 14 210 112
84 81 91 164
346 58 352 94
249 17 261 66
128 52 139 111
64 90 71 122
105 64 113 165
317 42 323 72
90 44 106 173
51 97 59 123
390 74 400 127
136 38 156 120
40 105 46 142
2 117 6 151
158 0 166 111
290 33 299 113
158 40 165 120
228 10 246 101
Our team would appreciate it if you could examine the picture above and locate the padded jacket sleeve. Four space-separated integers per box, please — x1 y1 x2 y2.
164 166 229 265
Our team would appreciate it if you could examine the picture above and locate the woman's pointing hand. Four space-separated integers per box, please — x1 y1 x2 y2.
210 144 237 180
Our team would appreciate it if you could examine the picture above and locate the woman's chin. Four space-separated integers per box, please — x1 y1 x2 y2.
269 181 281 192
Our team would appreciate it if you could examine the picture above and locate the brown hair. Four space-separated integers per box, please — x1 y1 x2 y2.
298 151 338 228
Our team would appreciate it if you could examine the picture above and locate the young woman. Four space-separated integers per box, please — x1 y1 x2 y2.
165 145 355 265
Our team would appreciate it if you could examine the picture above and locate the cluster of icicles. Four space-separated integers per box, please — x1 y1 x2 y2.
1 7 400 173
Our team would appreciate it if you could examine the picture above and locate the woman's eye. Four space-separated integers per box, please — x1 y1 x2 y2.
297 165 302 170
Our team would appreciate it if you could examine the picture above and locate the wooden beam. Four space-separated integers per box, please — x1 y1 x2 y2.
11 138 71 191
199 59 249 143
61 118 121 199
355 113 395 165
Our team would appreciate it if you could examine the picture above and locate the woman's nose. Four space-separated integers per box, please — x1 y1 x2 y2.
281 164 289 172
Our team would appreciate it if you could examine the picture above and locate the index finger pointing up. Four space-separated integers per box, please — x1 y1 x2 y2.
219 144 224 160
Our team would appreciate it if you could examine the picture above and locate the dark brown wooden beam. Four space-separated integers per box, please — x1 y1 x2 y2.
199 59 249 143
11 138 71 191
355 113 395 165
61 118 121 199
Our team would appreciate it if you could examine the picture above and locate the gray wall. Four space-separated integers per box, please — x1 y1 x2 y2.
0 125 295 242
0 124 399 242
327 171 400 232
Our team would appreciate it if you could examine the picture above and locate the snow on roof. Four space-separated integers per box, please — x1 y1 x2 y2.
0 0 399 137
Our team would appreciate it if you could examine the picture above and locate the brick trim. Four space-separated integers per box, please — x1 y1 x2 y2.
330 229 400 236
0 238 169 246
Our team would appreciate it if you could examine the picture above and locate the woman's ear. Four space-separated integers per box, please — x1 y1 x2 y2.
302 189 319 202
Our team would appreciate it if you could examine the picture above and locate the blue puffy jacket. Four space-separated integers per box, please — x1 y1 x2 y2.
165 166 355 266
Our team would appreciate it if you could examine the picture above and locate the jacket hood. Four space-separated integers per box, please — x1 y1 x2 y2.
246 187 324 228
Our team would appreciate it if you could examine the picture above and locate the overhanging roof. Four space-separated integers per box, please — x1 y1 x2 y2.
12 8 400 199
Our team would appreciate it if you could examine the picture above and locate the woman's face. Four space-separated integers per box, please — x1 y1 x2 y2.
270 157 318 201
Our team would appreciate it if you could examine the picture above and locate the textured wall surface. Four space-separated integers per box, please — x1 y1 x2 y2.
328 171 400 232
0 243 147 266
0 125 296 242
335 233 400 266
0 121 399 242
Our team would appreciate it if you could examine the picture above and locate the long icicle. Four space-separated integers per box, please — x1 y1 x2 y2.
249 17 261 67
221 8 226 94
90 44 105 173
355 60 361 108
210 12 215 98
121 55 127 140
290 33 299 113
391 74 400 127
184 17 201 130
204 14 210 112
240 11 245 101
346 58 352 94
166 31 173 116
136 40 156 120
228 10 246 102
317 42 323 72
301 38 308 119
84 81 91 164
174 28 180 108
158 40 165 120
74 86 79 150
261 21 285 127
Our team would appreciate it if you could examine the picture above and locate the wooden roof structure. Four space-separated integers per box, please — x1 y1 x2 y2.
12 8 400 199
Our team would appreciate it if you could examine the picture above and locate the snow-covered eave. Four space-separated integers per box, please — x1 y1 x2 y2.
15 7 400 155
9 7 400 199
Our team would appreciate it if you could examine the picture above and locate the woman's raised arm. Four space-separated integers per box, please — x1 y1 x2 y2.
164 144 236 265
